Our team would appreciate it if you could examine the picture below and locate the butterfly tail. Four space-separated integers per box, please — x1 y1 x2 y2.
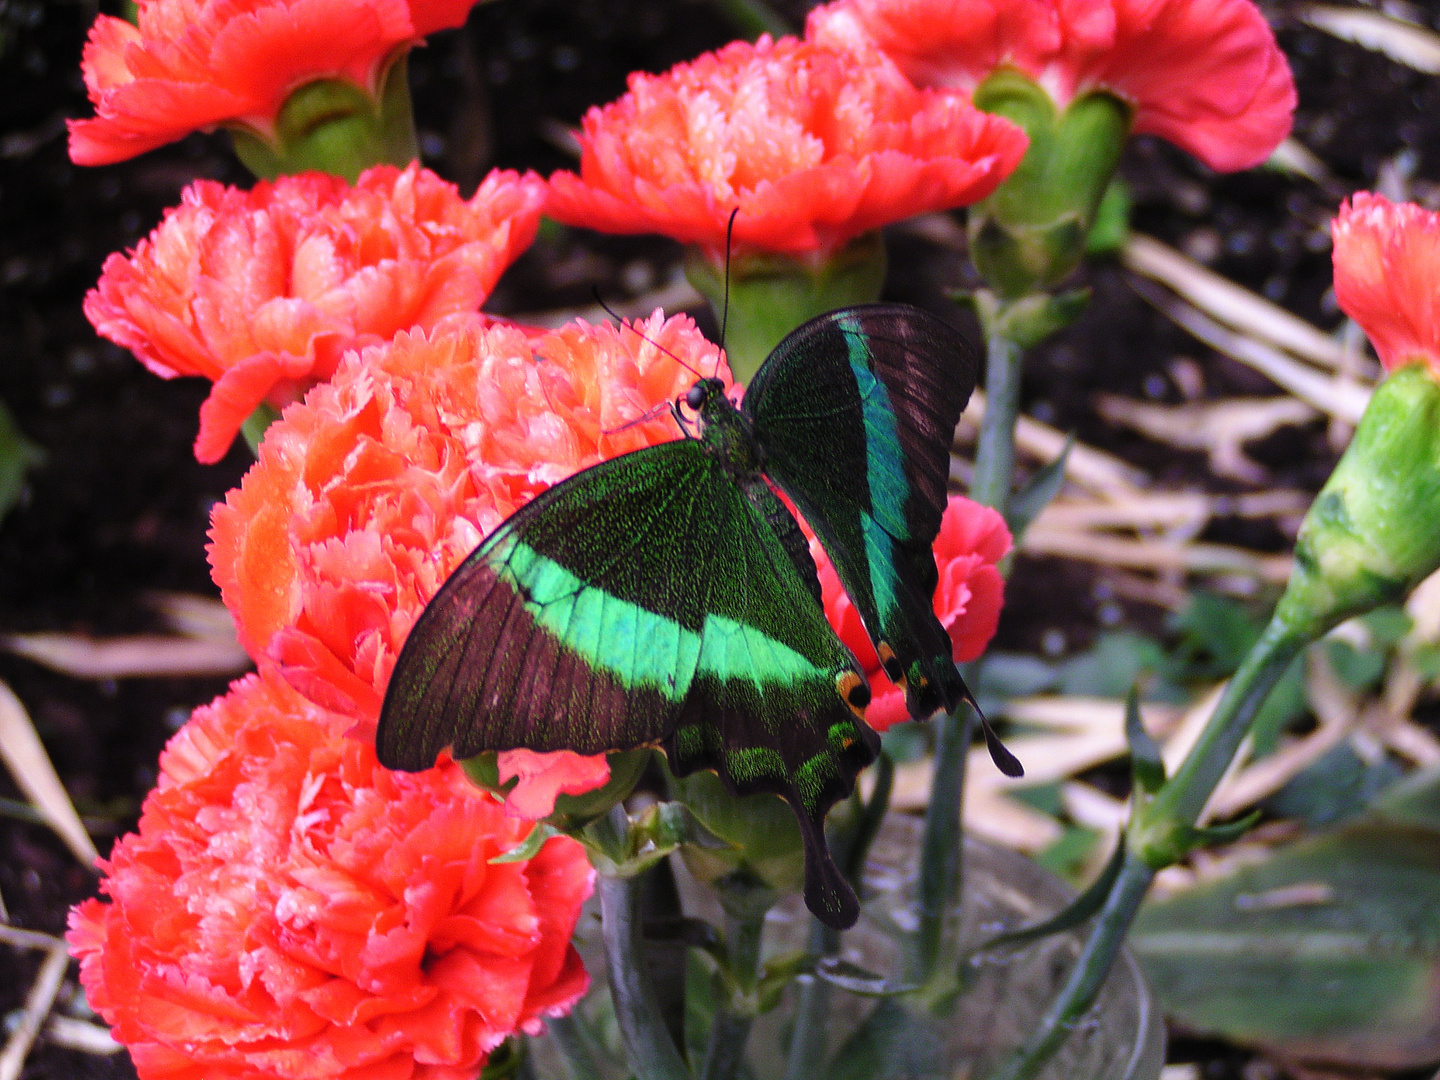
794 804 861 930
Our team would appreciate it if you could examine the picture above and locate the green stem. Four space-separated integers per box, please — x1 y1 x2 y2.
907 703 973 983
987 613 1309 1079
1134 615 1307 857
547 1012 620 1080
969 330 1025 517
983 850 1155 1080
700 876 773 1080
597 812 693 1080
782 918 839 1080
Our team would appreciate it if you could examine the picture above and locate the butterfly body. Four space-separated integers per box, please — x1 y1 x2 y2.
379 304 987 929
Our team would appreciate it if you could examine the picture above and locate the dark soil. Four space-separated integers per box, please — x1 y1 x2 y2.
2 1 1439 1078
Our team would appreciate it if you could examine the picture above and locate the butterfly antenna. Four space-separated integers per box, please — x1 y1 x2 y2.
714 207 739 377
592 287 706 382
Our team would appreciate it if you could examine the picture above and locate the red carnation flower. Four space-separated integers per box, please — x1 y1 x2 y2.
85 163 545 462
808 0 1295 172
545 34 1027 260
815 494 1010 732
1332 192 1440 377
69 0 482 165
208 312 722 815
68 669 592 1080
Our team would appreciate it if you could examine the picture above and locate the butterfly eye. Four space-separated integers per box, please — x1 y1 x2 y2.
685 382 708 411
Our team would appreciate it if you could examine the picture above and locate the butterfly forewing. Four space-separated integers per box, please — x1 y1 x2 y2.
744 304 979 719
377 438 878 925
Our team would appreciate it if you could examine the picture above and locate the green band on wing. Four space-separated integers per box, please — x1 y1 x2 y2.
838 312 911 541
496 538 840 703
862 514 900 625
694 609 839 687
495 538 698 700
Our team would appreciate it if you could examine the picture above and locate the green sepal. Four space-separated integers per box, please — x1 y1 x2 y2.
1136 810 1263 869
458 751 519 798
1084 178 1132 256
1006 432 1074 543
489 822 562 864
581 800 695 878
960 287 1090 351
978 838 1128 951
240 403 281 460
815 957 921 998
666 763 807 893
1276 362 1440 640
968 69 1131 296
685 231 886 384
476 1037 524 1080
1126 686 1166 796
543 748 652 831
230 51 419 182
754 949 813 1013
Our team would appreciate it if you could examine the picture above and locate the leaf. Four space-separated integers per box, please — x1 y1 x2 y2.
1132 817 1440 1069
980 839 1128 950
0 396 43 528
1006 433 1073 543
489 823 561 864
1125 686 1165 795
814 958 919 998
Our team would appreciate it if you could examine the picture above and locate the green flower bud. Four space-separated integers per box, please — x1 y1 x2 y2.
667 766 805 893
1277 363 1440 639
685 230 887 384
968 69 1131 297
231 52 419 182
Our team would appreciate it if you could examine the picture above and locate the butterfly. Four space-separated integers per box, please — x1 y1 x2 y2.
377 303 1019 930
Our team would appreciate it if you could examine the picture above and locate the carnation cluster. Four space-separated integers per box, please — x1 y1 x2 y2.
69 670 592 1080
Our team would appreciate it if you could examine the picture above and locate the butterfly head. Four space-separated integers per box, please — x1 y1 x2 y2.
684 377 727 414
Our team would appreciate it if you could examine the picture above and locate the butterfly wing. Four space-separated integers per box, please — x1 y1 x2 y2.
378 438 878 928
744 304 978 721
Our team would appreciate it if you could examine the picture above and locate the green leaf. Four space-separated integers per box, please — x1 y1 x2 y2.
1265 743 1406 829
0 398 43 528
489 822 562 864
814 958 920 998
1133 817 1440 1069
980 839 1127 950
1126 685 1165 795
1373 762 1440 833
1006 433 1073 543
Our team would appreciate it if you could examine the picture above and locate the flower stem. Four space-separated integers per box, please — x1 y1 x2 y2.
908 323 1025 984
907 702 973 983
597 811 693 1080
782 918 839 1080
970 329 1026 518
983 849 1155 1080
1132 615 1308 858
985 614 1309 1080
699 881 771 1080
547 1012 621 1080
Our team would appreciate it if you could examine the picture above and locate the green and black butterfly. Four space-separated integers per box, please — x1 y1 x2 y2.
378 303 1019 930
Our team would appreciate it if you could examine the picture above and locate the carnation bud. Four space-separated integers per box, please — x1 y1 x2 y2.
231 53 419 181
967 70 1131 297
1276 363 1440 638
666 767 806 893
684 230 887 384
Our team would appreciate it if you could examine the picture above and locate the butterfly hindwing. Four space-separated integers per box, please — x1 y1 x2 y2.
744 304 979 720
377 439 878 926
